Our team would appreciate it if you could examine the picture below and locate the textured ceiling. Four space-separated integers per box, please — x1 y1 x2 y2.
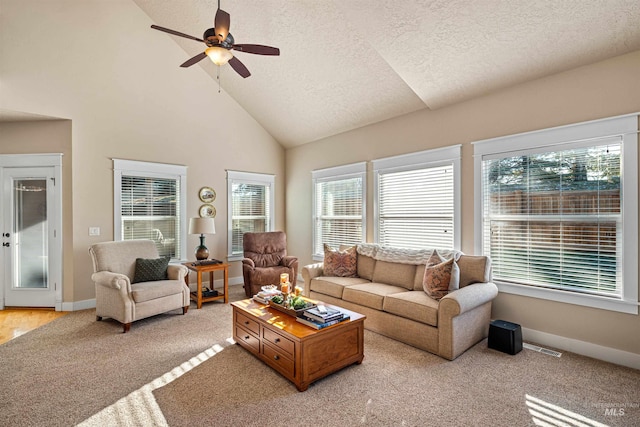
133 0 640 148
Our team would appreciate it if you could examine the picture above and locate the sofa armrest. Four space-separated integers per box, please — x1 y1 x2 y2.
439 282 498 318
301 263 324 296
167 264 188 280
91 271 130 291
281 256 298 268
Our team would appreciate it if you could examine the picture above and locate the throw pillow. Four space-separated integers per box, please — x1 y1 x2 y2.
426 249 460 292
423 258 454 300
323 244 357 277
132 256 170 283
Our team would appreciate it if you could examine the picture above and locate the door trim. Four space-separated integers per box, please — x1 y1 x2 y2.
0 154 63 310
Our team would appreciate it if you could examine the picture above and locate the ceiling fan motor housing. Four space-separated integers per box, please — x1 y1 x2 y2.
203 28 234 48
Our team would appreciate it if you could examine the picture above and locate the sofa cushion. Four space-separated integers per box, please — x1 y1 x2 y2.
357 253 376 281
372 261 416 290
423 258 455 300
383 291 439 327
323 244 357 277
310 277 369 299
130 280 185 303
342 283 407 310
132 256 170 284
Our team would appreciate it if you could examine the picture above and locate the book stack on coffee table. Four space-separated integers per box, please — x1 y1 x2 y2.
297 305 350 329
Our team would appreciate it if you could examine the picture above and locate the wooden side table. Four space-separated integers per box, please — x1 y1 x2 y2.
182 262 229 309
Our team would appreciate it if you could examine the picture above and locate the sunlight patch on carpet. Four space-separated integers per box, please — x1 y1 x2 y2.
77 338 234 426
526 394 608 427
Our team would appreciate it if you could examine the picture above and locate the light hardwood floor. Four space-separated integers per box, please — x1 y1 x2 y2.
0 308 67 345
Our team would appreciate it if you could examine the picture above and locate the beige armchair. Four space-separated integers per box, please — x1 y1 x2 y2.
89 240 190 333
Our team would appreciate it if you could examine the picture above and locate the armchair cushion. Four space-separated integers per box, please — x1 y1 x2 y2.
132 256 170 283
131 280 187 303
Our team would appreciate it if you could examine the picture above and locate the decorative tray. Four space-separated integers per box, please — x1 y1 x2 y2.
268 299 316 317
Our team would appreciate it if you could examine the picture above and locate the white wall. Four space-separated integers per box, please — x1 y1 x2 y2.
0 0 285 302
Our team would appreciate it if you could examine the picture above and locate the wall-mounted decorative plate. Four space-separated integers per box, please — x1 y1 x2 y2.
199 187 216 203
199 204 216 218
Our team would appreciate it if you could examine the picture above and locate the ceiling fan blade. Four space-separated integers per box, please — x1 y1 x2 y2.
233 44 280 56
228 56 251 78
214 9 230 41
151 25 204 43
180 52 208 68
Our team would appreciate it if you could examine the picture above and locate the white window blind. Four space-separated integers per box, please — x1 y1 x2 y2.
373 146 460 250
113 160 187 261
473 114 638 314
227 171 274 259
312 163 365 260
482 141 621 297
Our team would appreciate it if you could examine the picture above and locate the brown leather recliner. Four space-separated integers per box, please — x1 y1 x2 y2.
242 231 298 297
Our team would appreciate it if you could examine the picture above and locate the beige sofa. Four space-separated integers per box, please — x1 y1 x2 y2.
302 244 498 360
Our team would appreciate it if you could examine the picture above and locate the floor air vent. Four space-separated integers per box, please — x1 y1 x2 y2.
523 343 562 357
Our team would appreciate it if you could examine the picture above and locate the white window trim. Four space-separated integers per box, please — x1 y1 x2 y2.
372 145 461 250
473 114 638 314
113 159 188 261
226 170 275 261
311 162 367 261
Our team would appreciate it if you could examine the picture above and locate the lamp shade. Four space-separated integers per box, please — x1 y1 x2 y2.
205 46 233 66
189 217 216 235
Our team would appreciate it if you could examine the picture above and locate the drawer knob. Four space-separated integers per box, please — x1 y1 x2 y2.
274 338 280 343
273 355 280 361
244 321 249 325
244 335 250 340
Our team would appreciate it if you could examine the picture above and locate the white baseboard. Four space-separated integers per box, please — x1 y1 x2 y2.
61 299 96 311
522 327 640 370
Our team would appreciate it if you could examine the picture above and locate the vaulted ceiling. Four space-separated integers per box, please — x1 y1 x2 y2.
133 0 640 148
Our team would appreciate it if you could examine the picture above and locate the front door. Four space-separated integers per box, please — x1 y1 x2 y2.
1 163 61 308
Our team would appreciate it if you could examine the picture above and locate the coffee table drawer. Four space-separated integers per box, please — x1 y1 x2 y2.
235 325 260 353
236 312 260 336
262 342 294 377
263 328 294 357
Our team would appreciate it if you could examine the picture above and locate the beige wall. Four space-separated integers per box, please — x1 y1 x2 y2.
0 121 74 303
1 0 285 303
286 50 640 356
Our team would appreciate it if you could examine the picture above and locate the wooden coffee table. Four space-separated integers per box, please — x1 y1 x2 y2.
232 298 365 391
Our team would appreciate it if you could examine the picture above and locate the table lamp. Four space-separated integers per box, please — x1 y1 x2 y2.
188 217 216 260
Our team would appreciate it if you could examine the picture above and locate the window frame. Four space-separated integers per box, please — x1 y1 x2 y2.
226 170 275 261
373 145 461 250
473 114 638 314
113 159 187 261
311 162 366 261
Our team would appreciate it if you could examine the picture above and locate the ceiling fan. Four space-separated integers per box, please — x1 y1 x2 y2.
150 2 279 78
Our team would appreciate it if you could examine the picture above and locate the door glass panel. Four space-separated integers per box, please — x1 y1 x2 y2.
13 179 48 289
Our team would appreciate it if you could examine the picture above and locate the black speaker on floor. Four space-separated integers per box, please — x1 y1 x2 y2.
488 320 522 355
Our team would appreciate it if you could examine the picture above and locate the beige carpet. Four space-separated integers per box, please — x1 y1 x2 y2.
1 284 638 427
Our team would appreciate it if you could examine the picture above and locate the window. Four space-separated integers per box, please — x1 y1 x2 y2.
312 163 366 260
373 145 461 250
227 171 275 260
113 159 187 261
474 114 638 314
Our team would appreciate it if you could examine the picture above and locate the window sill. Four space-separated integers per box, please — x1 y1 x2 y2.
496 281 638 315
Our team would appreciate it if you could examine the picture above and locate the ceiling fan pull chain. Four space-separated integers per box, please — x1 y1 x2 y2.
218 66 221 93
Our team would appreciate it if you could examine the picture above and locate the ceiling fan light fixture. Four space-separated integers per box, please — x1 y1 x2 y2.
205 46 233 66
